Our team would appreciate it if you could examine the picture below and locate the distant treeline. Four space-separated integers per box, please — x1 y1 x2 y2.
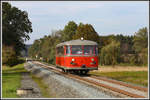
29 21 148 66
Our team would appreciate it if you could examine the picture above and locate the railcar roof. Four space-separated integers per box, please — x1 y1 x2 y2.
56 39 98 47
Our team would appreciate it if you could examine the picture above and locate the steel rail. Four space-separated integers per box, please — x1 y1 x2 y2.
90 75 148 92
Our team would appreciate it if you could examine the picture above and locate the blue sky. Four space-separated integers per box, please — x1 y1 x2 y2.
7 1 149 44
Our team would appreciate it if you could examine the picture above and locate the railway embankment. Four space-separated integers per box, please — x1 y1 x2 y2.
24 62 117 98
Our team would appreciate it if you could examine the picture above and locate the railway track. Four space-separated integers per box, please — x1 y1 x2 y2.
31 61 148 98
90 75 147 92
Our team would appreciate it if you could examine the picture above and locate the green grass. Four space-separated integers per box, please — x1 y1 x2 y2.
31 75 53 98
90 71 148 87
2 63 27 98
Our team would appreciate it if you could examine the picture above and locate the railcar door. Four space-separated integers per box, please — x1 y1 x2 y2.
61 46 65 67
65 45 71 67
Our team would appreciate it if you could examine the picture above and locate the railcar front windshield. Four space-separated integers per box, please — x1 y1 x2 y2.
70 45 98 55
84 45 94 55
71 45 82 54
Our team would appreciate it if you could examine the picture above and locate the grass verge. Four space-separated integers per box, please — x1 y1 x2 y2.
31 75 53 98
2 63 27 98
90 71 148 87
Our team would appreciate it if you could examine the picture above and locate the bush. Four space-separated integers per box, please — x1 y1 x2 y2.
2 45 21 66
100 40 120 66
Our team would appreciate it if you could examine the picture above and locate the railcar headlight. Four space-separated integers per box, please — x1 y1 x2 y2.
91 58 94 61
72 58 75 61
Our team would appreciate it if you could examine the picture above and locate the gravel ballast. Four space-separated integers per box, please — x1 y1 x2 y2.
24 62 118 98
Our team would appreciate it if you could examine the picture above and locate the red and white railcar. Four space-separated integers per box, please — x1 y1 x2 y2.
56 39 98 74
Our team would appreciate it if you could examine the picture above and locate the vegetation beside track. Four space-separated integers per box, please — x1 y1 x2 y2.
31 75 53 98
2 63 27 98
90 71 148 87
2 62 53 98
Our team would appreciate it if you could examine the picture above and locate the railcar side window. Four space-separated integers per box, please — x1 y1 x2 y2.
57 46 64 56
71 45 83 54
95 46 98 55
66 46 70 54
84 46 94 55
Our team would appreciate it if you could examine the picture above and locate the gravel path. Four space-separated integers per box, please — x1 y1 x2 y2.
24 62 118 98
20 72 43 98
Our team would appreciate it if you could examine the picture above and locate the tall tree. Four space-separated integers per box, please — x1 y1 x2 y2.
28 39 41 58
115 34 134 54
73 23 99 43
28 30 62 64
2 2 32 55
62 21 77 41
133 27 148 65
133 27 148 53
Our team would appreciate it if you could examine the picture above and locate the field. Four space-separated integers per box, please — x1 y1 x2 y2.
96 65 148 72
90 66 148 87
2 63 27 98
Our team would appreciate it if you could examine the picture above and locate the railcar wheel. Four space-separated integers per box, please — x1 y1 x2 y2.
70 70 74 74
73 70 79 74
66 70 69 73
80 70 89 75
